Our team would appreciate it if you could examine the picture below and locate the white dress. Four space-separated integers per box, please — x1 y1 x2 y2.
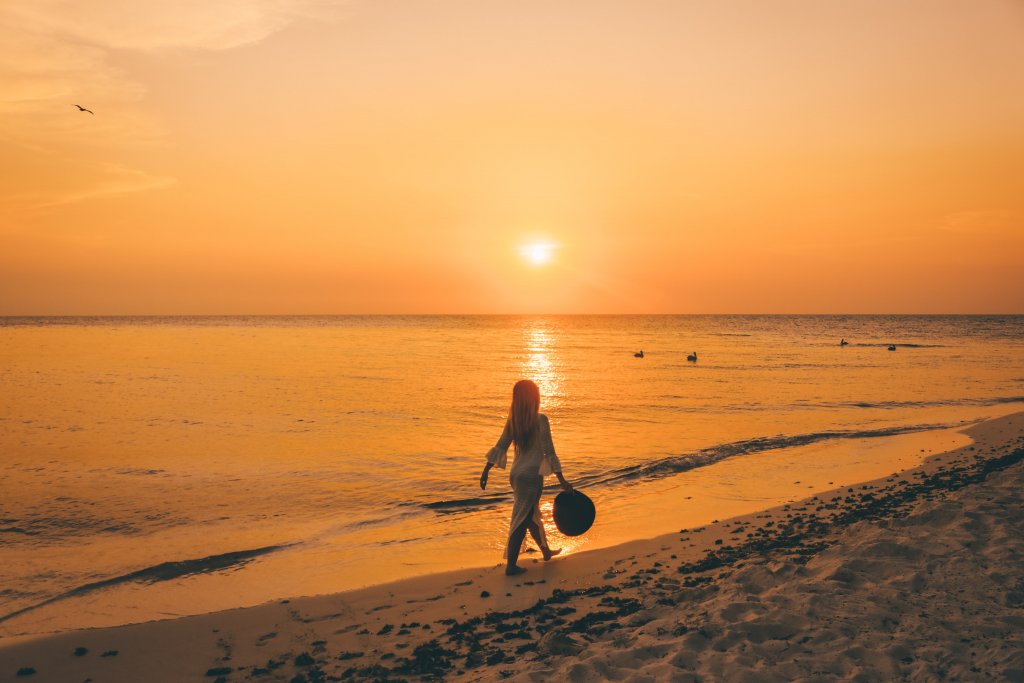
485 413 563 557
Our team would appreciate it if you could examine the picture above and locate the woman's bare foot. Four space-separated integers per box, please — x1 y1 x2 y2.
542 547 562 562
505 565 527 576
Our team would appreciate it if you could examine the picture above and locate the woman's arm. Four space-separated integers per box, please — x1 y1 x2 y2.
481 420 512 489
554 470 574 493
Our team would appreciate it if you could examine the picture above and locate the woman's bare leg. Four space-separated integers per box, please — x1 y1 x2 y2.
505 520 530 575
525 520 562 561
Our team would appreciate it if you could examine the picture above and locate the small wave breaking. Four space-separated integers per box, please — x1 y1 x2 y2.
420 421 967 514
809 396 1024 411
0 544 290 624
424 496 510 511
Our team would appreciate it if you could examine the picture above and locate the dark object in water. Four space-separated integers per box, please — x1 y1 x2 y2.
553 490 596 536
888 344 896 351
634 350 644 358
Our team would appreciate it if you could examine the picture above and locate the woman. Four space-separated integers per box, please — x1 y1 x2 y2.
479 379 574 575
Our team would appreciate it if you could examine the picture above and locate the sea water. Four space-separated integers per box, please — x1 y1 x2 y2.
1 315 1022 636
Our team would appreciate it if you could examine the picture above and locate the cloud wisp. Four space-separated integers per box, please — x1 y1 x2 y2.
0 0 348 209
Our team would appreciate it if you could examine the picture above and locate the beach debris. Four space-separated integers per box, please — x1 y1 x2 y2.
336 651 364 660
204 667 232 677
100 650 118 657
255 631 277 645
15 668 35 677
395 640 457 677
250 656 286 675
73 647 88 656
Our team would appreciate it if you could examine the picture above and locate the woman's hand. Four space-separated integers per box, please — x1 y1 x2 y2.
480 463 493 490
556 471 574 494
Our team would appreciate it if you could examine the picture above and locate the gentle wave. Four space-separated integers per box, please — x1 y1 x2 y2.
581 422 961 489
0 545 290 624
806 396 1024 411
424 496 510 511
647 395 1024 413
420 421 963 514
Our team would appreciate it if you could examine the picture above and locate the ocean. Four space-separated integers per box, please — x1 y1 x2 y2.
1 314 1022 637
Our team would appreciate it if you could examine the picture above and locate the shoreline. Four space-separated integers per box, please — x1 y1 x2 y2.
2 411 1022 681
1 412 999 639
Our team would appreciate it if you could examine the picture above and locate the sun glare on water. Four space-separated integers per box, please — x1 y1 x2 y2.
521 242 554 267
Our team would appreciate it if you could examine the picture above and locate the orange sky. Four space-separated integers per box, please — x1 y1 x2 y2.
2 0 1023 314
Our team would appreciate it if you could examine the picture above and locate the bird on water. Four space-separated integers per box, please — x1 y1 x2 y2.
634 350 644 358
887 344 896 351
687 352 697 362
840 339 849 346
73 104 94 114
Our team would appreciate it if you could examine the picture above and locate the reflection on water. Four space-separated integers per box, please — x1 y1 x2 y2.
521 321 563 411
521 323 581 556
539 499 587 557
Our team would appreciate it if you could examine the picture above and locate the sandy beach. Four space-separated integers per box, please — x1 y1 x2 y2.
2 410 1021 682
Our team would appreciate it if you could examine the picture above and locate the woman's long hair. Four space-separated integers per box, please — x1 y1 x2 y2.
507 379 541 452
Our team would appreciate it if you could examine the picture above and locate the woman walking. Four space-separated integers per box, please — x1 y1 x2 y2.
479 379 574 575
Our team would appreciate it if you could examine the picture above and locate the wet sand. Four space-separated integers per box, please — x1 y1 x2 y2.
2 411 1022 682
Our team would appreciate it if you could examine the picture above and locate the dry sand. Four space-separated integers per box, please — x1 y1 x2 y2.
2 412 1022 682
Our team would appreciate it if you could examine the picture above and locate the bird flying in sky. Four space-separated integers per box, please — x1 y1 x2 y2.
73 104 94 114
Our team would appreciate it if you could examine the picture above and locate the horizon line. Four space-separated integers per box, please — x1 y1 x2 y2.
2 312 1023 318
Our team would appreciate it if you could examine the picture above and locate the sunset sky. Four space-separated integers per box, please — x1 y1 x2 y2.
2 0 1022 314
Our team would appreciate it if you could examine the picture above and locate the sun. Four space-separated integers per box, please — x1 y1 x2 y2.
520 242 554 267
